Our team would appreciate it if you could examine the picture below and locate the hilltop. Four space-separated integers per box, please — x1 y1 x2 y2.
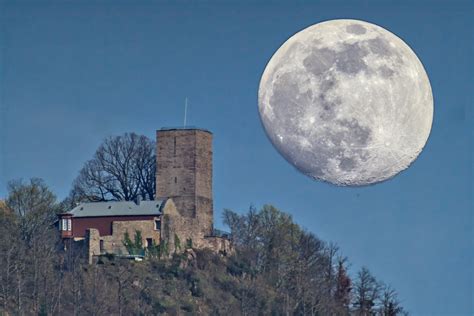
0 180 407 315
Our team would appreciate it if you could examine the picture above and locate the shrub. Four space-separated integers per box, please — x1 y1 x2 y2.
123 230 145 256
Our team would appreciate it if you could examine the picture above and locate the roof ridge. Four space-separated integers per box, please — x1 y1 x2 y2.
69 199 166 218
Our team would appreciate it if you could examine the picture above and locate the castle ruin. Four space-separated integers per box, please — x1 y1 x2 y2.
58 128 232 263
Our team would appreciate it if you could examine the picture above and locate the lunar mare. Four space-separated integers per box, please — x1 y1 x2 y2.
258 19 433 186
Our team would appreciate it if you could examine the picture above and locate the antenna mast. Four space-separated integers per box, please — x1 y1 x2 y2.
184 97 188 128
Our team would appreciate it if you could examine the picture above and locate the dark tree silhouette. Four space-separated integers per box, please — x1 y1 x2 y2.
380 283 406 316
353 266 381 316
71 133 156 203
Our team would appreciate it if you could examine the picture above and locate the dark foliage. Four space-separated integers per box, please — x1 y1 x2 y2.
69 133 156 204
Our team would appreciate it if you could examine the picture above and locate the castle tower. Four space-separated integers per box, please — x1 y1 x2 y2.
156 128 213 237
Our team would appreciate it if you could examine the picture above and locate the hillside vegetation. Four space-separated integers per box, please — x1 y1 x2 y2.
0 178 407 315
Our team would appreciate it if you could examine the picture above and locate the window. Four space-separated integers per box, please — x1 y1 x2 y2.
67 219 72 231
61 219 69 231
174 137 177 156
146 238 153 249
154 219 161 230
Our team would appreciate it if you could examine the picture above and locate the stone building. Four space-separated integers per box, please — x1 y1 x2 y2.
59 128 232 263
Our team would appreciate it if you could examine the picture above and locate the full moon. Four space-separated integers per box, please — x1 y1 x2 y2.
258 19 433 186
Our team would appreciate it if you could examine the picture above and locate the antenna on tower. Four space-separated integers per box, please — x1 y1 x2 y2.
183 97 188 128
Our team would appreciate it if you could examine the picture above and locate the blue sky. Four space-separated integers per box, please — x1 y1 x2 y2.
0 1 472 314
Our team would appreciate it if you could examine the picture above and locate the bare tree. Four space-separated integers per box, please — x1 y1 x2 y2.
115 263 133 316
0 204 20 312
353 266 381 316
6 178 55 216
1 178 60 314
71 133 156 203
379 283 406 316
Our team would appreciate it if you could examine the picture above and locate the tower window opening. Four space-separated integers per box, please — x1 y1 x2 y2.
154 219 161 230
174 137 176 156
146 238 153 249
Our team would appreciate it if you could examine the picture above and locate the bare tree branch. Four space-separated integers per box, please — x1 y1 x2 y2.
70 133 156 202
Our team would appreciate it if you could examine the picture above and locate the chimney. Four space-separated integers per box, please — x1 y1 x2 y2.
136 195 142 205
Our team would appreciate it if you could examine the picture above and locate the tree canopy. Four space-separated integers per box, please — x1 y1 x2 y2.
70 133 156 203
223 205 407 315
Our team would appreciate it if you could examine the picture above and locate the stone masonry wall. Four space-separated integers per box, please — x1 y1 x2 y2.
86 228 100 264
156 129 214 239
199 236 234 255
102 219 161 255
86 219 161 261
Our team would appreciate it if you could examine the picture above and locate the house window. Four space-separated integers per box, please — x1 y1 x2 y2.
154 219 161 230
61 218 72 231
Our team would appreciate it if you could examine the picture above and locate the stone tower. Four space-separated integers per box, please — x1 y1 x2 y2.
156 128 213 238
